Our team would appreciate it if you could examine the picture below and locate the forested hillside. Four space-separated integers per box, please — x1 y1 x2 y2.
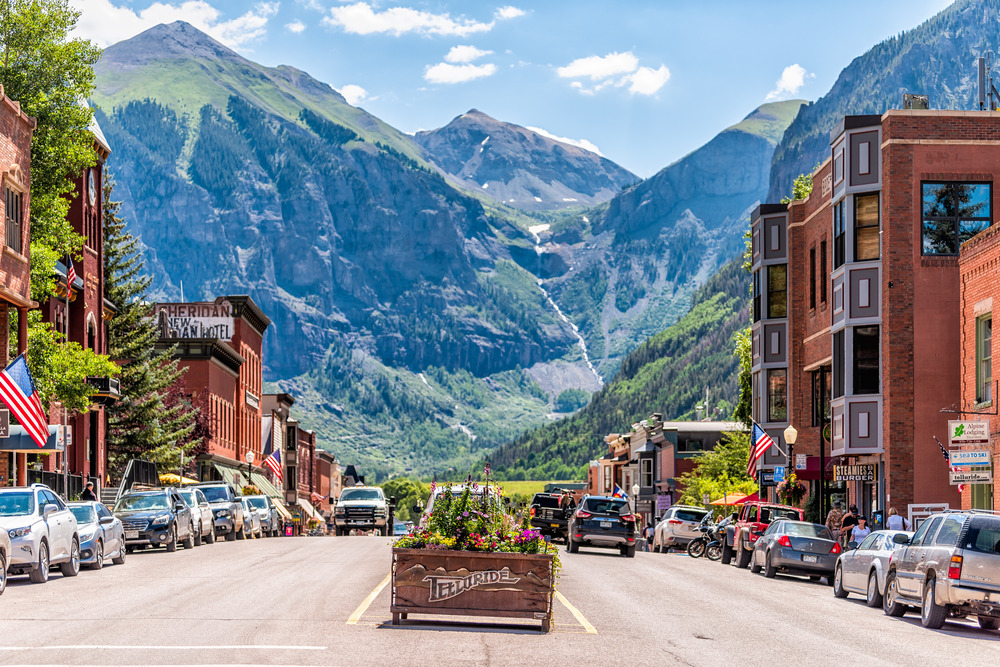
491 258 749 480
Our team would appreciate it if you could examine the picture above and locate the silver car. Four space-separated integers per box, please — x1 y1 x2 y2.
240 499 262 539
652 505 709 552
67 501 126 569
884 510 1000 630
833 529 913 607
0 519 9 595
0 484 80 583
178 488 216 546
751 520 840 582
243 495 279 537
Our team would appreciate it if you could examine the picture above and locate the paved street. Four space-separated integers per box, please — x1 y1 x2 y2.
1 536 1000 665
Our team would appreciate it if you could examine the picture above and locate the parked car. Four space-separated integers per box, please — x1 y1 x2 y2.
114 488 194 552
652 505 710 552
883 510 1000 630
192 482 245 541
0 484 80 583
67 501 126 569
178 488 216 546
833 529 913 606
750 520 840 582
393 521 409 537
240 498 262 539
724 500 804 567
528 492 572 541
0 517 8 595
243 495 279 537
566 495 638 557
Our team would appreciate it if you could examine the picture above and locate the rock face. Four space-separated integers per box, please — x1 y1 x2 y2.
413 109 637 211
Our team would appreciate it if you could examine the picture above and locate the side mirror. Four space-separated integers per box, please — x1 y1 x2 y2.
43 504 57 517
893 533 911 545
174 502 186 512
847 541 858 550
99 515 115 525
412 504 422 514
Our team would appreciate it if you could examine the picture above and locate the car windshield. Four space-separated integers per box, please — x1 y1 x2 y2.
532 495 561 509
247 497 268 509
115 493 170 511
199 487 232 503
782 522 833 539
583 498 628 514
964 515 1000 554
341 489 382 501
0 491 34 516
675 510 708 522
178 491 198 506
69 506 97 524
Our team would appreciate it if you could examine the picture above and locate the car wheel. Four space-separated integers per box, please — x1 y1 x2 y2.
0 551 7 595
833 564 848 598
763 550 777 578
621 545 635 558
567 537 578 553
749 549 762 574
978 616 1000 631
883 572 906 617
182 523 195 549
226 529 237 542
112 543 126 565
866 570 883 608
91 539 104 570
921 578 948 629
206 526 216 544
60 538 80 577
236 522 246 540
165 525 177 553
194 524 203 547
29 540 49 583
735 542 751 569
721 540 733 565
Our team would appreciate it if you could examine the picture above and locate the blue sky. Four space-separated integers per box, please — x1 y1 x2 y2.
76 0 956 178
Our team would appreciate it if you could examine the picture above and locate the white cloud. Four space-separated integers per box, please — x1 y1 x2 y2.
286 20 306 33
766 64 813 102
324 2 493 37
557 52 638 81
557 51 669 97
526 126 604 156
72 0 278 49
495 6 525 20
424 62 497 84
445 45 492 64
338 84 369 105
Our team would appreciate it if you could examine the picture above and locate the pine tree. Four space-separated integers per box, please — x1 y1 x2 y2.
103 174 201 477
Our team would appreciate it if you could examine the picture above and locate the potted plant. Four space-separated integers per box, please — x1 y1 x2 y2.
390 465 559 631
776 473 807 506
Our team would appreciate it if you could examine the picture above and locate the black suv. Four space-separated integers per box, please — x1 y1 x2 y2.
529 492 571 541
113 488 194 552
566 495 638 557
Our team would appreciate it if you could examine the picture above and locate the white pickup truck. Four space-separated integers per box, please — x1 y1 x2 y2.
333 485 391 536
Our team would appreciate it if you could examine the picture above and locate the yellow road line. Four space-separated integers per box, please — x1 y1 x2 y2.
555 591 597 634
347 573 391 625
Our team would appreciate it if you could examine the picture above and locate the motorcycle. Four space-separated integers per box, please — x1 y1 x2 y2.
687 519 727 561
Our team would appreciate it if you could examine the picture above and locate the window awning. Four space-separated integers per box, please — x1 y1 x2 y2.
211 463 238 487
250 471 281 498
297 498 318 520
272 498 293 520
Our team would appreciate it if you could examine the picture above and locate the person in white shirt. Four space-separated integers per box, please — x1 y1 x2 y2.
851 516 872 542
885 506 911 531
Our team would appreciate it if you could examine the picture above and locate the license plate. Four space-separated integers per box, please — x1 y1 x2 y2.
550 523 560 528
600 521 612 528
802 554 818 563
125 531 139 539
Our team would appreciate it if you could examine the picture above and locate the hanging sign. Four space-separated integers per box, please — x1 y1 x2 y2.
950 470 993 485
834 464 876 482
949 449 992 467
949 420 990 448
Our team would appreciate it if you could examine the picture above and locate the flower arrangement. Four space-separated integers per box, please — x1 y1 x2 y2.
394 465 560 569
241 484 261 496
776 473 807 505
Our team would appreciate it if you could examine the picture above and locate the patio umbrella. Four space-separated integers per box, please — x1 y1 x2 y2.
159 473 198 485
710 492 749 505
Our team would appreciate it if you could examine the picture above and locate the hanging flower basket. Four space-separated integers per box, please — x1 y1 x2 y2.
776 474 807 505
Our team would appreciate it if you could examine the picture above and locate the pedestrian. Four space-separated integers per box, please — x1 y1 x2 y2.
885 507 911 531
80 481 97 502
825 500 845 544
643 522 654 552
851 516 871 543
840 505 860 546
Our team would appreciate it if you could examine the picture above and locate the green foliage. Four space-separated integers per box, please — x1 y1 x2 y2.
554 388 589 413
780 170 814 204
676 432 758 507
732 328 752 427
381 477 430 522
188 104 247 196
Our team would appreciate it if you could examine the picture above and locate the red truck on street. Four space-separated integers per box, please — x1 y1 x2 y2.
722 500 804 567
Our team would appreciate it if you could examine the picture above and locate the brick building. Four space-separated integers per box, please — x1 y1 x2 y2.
0 90 35 487
751 109 1000 522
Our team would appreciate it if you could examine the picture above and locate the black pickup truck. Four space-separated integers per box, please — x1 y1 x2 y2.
529 492 572 541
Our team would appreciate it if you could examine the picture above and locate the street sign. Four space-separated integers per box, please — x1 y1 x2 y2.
760 470 776 487
795 454 807 470
0 409 9 437
949 449 991 467
949 420 990 448
774 466 786 484
834 464 876 482
950 470 993 485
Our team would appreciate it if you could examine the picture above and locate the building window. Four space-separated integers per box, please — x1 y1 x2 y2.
767 368 787 423
978 315 993 404
752 271 761 323
820 240 828 303
767 264 787 319
833 201 846 268
833 331 845 398
811 368 831 427
921 182 991 255
752 372 760 422
4 187 21 253
972 479 994 511
854 193 880 261
853 325 880 395
809 247 816 310
640 458 652 488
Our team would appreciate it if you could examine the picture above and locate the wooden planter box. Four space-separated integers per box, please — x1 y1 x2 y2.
391 548 554 632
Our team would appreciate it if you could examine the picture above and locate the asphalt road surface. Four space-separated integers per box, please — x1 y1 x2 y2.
1 535 1000 665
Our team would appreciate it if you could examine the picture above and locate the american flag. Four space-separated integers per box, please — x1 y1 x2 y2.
311 491 328 504
263 448 282 479
0 355 49 448
936 436 966 493
748 423 775 478
65 255 76 289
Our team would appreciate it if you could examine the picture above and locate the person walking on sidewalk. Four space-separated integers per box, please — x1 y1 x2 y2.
825 500 845 545
80 482 97 502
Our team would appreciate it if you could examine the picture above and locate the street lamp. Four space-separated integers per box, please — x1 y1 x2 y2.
783 424 798 490
631 482 640 518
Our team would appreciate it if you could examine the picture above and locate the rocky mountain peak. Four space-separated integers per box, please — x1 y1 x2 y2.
101 21 241 70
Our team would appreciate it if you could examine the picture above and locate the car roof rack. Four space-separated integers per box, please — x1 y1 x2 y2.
670 504 709 510
941 508 1000 516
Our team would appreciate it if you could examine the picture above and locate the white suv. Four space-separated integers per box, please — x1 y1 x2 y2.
652 505 710 552
0 484 80 583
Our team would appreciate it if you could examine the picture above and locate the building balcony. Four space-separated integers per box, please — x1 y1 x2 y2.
86 376 120 405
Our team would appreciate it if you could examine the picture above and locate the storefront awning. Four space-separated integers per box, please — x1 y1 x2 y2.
272 498 293 520
0 425 64 452
249 471 281 498
297 498 318 520
211 463 238 487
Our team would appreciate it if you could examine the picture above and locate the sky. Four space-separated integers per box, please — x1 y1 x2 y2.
73 0 957 178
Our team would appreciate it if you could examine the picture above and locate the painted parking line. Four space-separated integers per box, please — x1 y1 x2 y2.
347 573 392 625
555 591 597 634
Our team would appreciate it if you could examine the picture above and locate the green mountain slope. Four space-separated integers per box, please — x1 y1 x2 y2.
491 258 749 480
